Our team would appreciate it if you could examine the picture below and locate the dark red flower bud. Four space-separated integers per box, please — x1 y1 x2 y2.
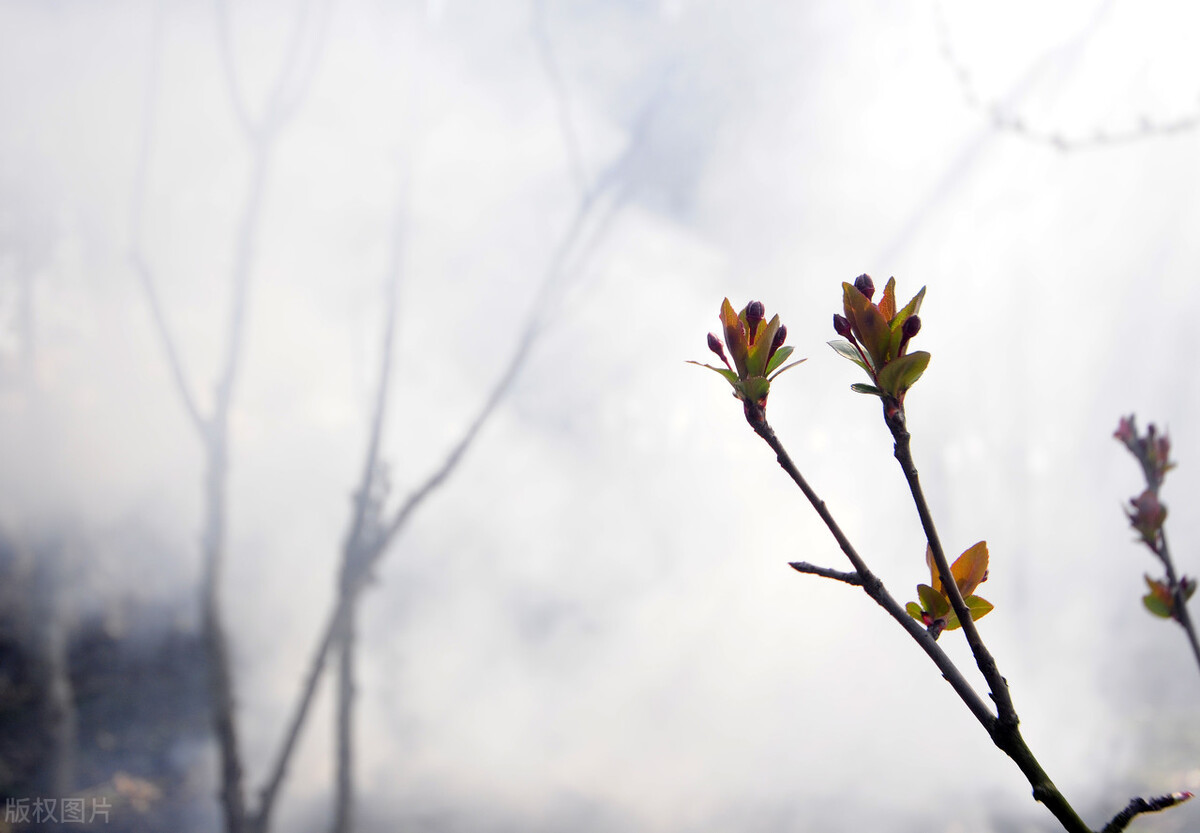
853 274 875 301
746 301 765 344
707 332 732 370
903 315 921 338
833 314 852 338
767 325 787 364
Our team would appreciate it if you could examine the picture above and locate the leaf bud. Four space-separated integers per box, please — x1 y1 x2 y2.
707 332 731 369
767 325 787 364
746 301 765 344
853 273 875 300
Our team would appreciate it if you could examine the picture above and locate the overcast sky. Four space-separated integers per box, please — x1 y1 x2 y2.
2 1 1200 831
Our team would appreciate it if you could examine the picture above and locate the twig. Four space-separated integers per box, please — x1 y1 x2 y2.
742 402 996 730
329 177 405 833
531 0 588 196
743 401 1095 833
132 1 332 830
1101 791 1193 833
1156 530 1200 674
885 409 1017 726
788 562 862 585
882 406 1096 832
331 604 356 833
256 97 662 833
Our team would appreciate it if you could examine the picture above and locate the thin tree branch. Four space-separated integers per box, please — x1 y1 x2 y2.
329 177 406 833
132 1 333 829
214 0 257 140
886 409 1018 727
743 400 1094 833
129 0 206 439
251 603 344 833
1101 791 1193 833
531 0 588 196
330 605 356 833
741 401 997 730
131 254 207 438
1156 530 1200 674
255 98 663 833
788 561 862 586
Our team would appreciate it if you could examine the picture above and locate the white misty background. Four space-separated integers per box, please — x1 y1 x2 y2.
1 1 1199 831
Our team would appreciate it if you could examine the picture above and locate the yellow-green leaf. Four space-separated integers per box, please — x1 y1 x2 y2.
765 344 794 376
877 351 930 398
917 583 949 619
720 298 748 377
686 360 739 386
747 314 781 377
1143 592 1173 618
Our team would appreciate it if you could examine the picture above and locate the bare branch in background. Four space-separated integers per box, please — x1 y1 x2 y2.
328 178 406 833
131 1 333 830
260 89 662 833
933 0 1200 151
532 0 589 196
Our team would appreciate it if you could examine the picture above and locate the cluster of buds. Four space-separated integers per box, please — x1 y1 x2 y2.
830 274 929 405
1115 415 1175 492
1115 415 1195 621
1126 489 1166 548
905 541 994 640
690 299 805 409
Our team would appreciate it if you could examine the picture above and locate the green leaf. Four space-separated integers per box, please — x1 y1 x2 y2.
1143 592 1173 618
686 360 739 386
767 358 807 382
738 376 771 404
943 596 994 631
892 285 926 331
850 383 882 396
747 314 781 377
965 595 994 621
917 584 949 619
827 339 870 372
905 602 925 622
842 283 889 368
855 304 892 367
877 350 930 398
765 344 794 376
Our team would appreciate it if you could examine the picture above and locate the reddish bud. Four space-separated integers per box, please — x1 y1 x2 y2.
707 332 732 370
853 274 875 301
767 325 787 364
902 315 921 338
1114 415 1135 444
833 314 853 338
746 301 765 344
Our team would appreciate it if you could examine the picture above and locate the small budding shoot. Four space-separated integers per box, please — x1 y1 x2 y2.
689 298 806 410
828 274 930 405
905 541 995 640
1115 415 1195 621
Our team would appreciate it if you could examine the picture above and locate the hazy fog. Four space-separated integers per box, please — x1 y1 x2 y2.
2 1 1199 831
